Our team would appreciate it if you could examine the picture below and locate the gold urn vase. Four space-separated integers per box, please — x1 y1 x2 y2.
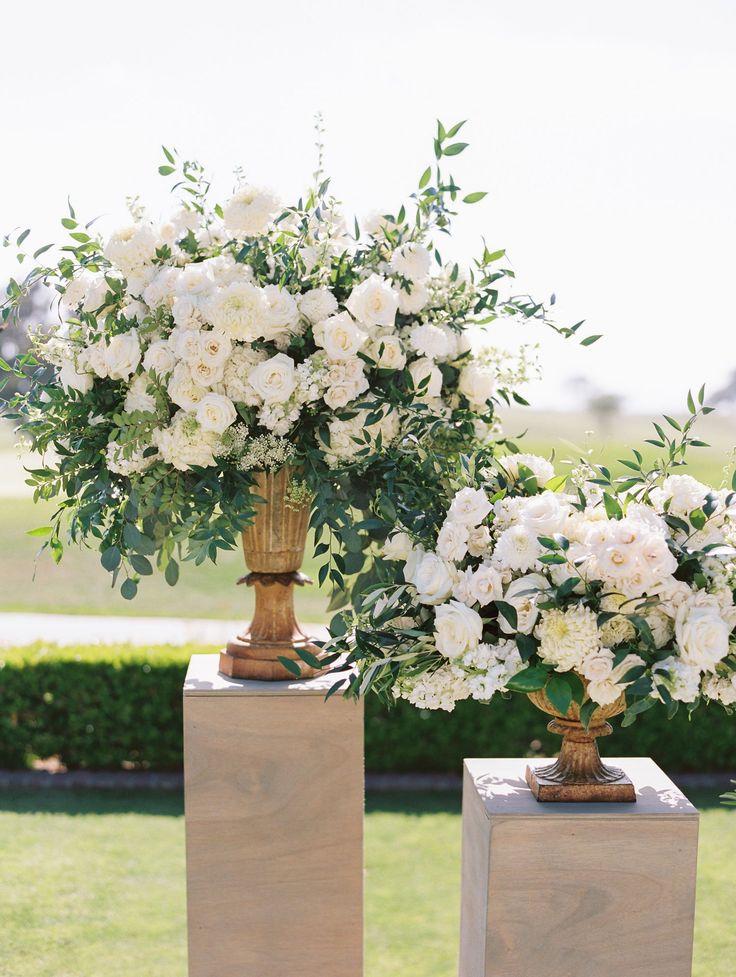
525 678 636 802
219 467 325 681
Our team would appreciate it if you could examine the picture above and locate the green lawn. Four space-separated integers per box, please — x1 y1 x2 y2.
0 788 732 977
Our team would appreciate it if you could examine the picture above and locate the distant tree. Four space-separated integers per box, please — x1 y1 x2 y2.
712 370 736 409
0 284 50 400
567 375 624 434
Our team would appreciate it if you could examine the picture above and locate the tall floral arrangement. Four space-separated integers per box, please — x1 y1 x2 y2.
329 392 736 725
1 122 589 600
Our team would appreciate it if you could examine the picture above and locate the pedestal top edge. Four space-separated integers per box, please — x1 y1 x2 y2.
184 653 347 696
463 757 699 819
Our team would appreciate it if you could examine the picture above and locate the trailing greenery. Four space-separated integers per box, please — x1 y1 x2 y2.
1 643 735 772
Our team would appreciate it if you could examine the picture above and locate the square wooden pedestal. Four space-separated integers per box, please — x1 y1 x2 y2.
183 654 364 977
459 757 699 977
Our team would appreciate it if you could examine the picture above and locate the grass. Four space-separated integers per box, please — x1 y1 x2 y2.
0 409 733 619
0 788 732 977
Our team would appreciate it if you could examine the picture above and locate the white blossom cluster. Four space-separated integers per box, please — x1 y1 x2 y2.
46 187 521 478
380 462 736 713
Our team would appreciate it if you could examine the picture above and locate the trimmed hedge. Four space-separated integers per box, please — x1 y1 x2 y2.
1 643 734 772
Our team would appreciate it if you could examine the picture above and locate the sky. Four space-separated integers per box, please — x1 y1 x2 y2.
2 0 736 414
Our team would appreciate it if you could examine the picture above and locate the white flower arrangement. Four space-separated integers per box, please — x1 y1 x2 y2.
1 121 594 599
332 393 736 729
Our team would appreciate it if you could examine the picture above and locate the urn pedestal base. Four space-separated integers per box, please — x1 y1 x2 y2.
184 654 364 977
459 757 699 977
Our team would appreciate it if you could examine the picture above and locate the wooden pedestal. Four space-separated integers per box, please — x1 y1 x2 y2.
459 757 699 977
183 654 364 977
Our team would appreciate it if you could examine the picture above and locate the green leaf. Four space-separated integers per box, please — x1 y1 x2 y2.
158 165 175 176
418 166 432 189
100 546 121 571
443 142 468 156
61 218 77 230
296 647 322 669
515 633 537 662
545 675 572 717
580 334 602 346
505 665 548 693
162 145 175 164
579 698 598 731
277 656 302 678
121 578 138 600
603 492 623 520
165 559 180 587
26 526 53 537
130 554 153 576
463 191 487 204
495 600 518 630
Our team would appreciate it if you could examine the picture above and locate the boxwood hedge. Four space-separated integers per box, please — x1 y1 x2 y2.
0 643 734 772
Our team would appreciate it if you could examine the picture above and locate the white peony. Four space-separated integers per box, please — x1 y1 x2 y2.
195 392 237 435
458 362 496 408
104 331 141 381
498 573 550 635
248 353 297 404
222 185 281 237
651 473 710 519
345 273 398 328
314 312 367 361
437 520 469 562
209 282 271 341
298 288 338 324
390 242 432 282
448 487 493 527
411 552 457 605
434 600 483 658
408 357 443 400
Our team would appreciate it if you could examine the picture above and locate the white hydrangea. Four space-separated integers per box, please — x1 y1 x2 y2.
222 346 268 404
152 410 220 471
653 657 702 703
106 439 158 476
124 373 157 413
395 664 470 712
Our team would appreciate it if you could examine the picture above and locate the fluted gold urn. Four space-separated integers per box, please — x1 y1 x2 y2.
219 466 325 681
525 677 636 802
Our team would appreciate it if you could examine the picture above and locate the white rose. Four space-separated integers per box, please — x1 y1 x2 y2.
467 524 492 558
675 599 730 671
195 392 237 434
497 452 555 487
170 328 203 364
209 282 271 341
409 323 453 361
59 358 93 394
262 285 300 338
171 296 203 331
315 311 367 361
104 331 141 381
222 185 281 237
448 487 493 526
516 491 571 536
198 331 232 368
412 552 456 605
469 564 504 607
323 382 356 410
403 544 425 585
437 520 469 562
298 287 338 324
408 357 443 400
142 267 178 310
371 335 406 371
124 373 157 413
175 265 213 297
434 600 483 658
345 273 398 328
167 362 207 410
581 649 615 683
390 242 432 282
383 531 413 561
458 361 496 408
190 359 225 388
82 276 112 314
248 353 297 404
397 282 429 315
499 573 550 635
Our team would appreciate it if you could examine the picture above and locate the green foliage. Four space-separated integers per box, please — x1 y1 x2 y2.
2 643 736 773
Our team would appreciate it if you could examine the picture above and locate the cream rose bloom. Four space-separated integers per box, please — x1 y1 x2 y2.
143 340 177 377
497 453 555 487
411 552 456 605
345 273 398 328
675 597 730 671
383 531 413 561
314 312 367 361
197 331 232 368
167 362 207 410
437 520 469 562
498 573 549 635
104 331 141 381
195 392 237 434
371 335 406 371
248 353 297 404
434 600 483 658
408 357 443 400
448 487 493 526
469 564 504 607
458 361 496 408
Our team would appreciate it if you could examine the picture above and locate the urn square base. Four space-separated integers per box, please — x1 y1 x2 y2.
183 654 364 977
525 762 637 802
459 757 699 977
